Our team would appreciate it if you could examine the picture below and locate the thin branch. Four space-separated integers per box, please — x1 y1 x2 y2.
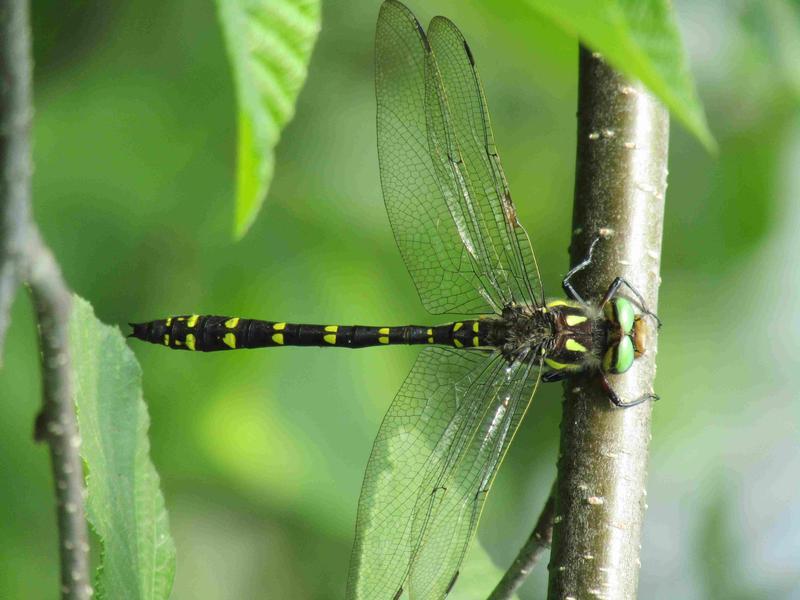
0 1 91 598
28 228 91 600
546 47 669 599
0 0 33 357
487 480 556 600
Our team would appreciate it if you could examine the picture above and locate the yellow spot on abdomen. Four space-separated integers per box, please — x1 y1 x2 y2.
225 317 240 329
473 336 480 347
223 333 236 349
272 333 284 345
566 315 588 326
378 327 390 335
325 325 338 333
185 334 196 351
566 339 587 353
427 337 434 344
163 335 170 346
273 322 286 331
165 317 172 326
187 315 199 327
454 339 464 348
324 334 337 345
453 322 463 331
378 336 389 344
472 321 479 333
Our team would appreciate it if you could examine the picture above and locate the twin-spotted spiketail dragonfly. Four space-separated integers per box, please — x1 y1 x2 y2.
131 1 658 597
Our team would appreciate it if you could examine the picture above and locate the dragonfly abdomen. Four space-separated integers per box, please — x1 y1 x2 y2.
129 315 490 352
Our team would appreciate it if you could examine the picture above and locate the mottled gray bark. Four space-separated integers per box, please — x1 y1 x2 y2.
0 0 33 355
0 2 91 598
546 47 668 600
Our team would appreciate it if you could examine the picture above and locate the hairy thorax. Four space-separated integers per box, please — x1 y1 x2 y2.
485 301 607 371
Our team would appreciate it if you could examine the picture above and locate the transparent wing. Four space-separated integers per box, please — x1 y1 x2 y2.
406 352 541 598
426 16 543 311
376 0 542 316
345 346 541 600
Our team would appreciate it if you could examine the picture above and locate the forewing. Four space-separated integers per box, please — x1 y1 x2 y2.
426 16 543 308
376 1 502 315
345 346 541 600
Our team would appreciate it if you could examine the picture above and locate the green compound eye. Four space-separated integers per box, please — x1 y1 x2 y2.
611 297 635 334
603 335 635 374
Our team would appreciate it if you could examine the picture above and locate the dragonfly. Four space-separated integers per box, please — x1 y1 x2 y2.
130 1 659 598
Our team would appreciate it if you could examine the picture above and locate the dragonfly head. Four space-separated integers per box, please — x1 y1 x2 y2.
602 297 647 374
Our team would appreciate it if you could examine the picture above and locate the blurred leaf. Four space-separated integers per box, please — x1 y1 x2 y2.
448 542 521 600
216 0 321 238
70 296 175 599
667 102 791 273
521 0 716 152
741 0 800 99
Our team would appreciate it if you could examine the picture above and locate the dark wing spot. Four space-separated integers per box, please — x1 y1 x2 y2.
502 195 519 227
463 40 475 66
446 570 460 595
414 19 431 52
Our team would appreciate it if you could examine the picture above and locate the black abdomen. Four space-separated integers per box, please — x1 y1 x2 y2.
129 315 491 352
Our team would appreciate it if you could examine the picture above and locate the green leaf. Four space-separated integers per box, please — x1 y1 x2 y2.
70 296 175 599
742 0 800 99
216 0 321 238
522 0 716 152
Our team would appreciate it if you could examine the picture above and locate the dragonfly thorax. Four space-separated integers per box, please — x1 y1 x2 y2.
486 303 556 363
540 297 651 376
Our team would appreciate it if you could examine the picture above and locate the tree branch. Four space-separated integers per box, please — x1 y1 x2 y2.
546 47 669 599
488 480 556 600
29 228 91 600
1 2 91 598
0 0 33 357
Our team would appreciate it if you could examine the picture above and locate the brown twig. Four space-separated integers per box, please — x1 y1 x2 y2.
487 480 556 600
0 1 91 598
546 46 668 599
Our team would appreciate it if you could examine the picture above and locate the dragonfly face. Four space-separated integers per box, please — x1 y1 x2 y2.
522 297 651 377
130 2 659 598
602 297 648 374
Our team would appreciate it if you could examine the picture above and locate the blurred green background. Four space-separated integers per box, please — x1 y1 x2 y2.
2 0 799 598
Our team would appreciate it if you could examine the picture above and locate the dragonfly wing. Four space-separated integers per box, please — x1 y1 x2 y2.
346 347 494 599
376 0 505 315
406 354 541 598
426 16 543 309
345 346 541 600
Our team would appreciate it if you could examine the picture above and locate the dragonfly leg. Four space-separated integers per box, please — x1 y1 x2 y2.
544 370 658 407
541 370 567 383
599 277 662 328
562 237 601 305
600 373 659 408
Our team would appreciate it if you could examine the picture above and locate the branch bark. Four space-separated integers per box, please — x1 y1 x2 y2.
0 0 33 356
1 1 91 598
29 228 91 600
546 47 669 599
